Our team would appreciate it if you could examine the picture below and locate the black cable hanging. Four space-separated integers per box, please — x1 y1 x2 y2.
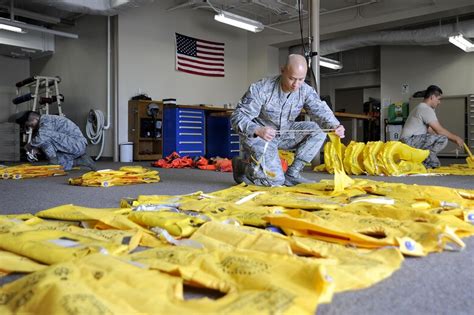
297 0 318 92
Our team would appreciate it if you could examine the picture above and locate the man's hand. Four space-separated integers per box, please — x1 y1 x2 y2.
255 126 276 141
334 125 345 138
453 135 464 148
24 143 33 152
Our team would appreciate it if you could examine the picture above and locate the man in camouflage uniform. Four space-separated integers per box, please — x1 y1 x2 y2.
231 54 345 187
400 85 464 168
17 111 96 171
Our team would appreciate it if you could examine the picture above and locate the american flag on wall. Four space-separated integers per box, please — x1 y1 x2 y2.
175 33 225 77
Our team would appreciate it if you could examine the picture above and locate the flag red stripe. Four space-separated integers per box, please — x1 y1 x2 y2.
178 61 224 72
177 67 224 77
177 61 224 72
196 54 224 61
178 56 224 66
197 43 224 51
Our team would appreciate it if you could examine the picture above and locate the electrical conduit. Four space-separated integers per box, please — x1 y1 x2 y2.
86 16 111 160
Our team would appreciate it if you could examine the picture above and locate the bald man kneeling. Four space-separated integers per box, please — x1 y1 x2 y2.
230 54 345 187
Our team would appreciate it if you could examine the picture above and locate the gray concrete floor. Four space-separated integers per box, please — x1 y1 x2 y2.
0 159 473 314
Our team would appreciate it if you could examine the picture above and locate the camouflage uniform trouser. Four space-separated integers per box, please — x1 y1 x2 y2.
400 134 448 168
33 130 87 171
240 121 327 186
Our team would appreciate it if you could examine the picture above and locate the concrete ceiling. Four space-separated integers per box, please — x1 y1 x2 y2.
167 0 474 36
0 0 473 34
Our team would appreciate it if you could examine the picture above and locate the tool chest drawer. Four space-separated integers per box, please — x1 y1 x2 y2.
163 107 205 157
206 115 240 158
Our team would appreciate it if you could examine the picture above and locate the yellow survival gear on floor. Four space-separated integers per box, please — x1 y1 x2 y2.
68 166 160 187
279 149 295 166
0 229 130 265
190 221 404 293
130 245 333 314
129 187 285 227
1 164 65 179
0 254 185 314
1 174 474 314
327 133 355 193
428 164 474 176
128 211 208 237
267 207 469 255
464 143 474 167
362 141 385 175
0 250 47 275
343 141 366 175
316 140 430 176
36 204 144 231
291 237 404 292
0 216 78 234
377 141 428 175
316 136 346 174
0 251 332 315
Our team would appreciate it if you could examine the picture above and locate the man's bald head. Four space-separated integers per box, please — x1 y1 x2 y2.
284 54 308 72
280 54 308 93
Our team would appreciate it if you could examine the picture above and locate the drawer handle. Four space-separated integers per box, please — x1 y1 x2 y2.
179 132 202 136
231 141 239 144
179 110 202 114
179 120 202 124
230 150 240 153
179 150 203 154
179 126 202 130
179 115 203 119
179 141 202 144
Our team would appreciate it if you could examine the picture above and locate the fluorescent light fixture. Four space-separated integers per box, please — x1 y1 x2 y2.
214 11 264 33
21 48 36 54
449 34 474 52
320 56 343 70
0 18 77 39
0 23 23 33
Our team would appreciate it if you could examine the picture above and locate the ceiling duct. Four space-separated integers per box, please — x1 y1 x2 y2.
320 19 474 55
0 26 54 59
35 0 156 16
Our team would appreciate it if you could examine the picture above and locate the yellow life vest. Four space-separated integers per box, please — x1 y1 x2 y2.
343 141 366 175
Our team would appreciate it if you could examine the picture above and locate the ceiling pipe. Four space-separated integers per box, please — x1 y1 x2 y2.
0 5 61 24
321 68 379 78
268 0 378 27
39 0 154 15
320 0 377 16
167 0 203 12
320 18 474 55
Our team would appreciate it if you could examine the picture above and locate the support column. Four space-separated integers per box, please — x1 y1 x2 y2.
310 0 320 93
310 0 322 167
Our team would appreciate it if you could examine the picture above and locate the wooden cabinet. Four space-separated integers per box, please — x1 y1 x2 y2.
128 100 163 161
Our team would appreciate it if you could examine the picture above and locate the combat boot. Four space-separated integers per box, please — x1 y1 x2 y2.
232 156 248 184
74 154 97 171
284 158 313 186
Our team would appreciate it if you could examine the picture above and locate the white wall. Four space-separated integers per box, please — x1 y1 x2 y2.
246 0 474 84
320 73 380 106
381 45 474 103
117 0 248 145
0 56 30 122
31 15 110 157
364 87 380 102
380 44 474 139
